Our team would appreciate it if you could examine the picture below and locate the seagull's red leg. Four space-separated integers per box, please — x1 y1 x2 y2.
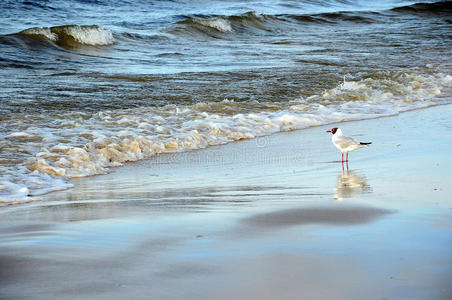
346 152 349 162
341 153 344 162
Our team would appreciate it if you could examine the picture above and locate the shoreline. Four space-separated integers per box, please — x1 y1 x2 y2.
1 104 451 299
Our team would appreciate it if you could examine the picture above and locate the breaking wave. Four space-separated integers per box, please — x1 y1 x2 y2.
17 25 114 47
170 1 452 39
171 10 380 38
171 12 276 38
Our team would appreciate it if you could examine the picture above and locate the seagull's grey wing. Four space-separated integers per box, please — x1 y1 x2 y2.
335 135 360 148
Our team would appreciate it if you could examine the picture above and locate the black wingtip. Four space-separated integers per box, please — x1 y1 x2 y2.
360 142 372 145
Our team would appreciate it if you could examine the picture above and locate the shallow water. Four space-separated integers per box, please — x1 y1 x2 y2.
1 0 451 202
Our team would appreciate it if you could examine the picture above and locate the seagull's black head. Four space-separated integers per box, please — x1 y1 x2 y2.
326 127 338 134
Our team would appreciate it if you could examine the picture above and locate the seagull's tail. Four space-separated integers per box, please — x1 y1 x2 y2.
360 142 372 146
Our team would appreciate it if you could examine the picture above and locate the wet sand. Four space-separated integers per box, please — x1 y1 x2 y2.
243 205 393 227
1 104 452 299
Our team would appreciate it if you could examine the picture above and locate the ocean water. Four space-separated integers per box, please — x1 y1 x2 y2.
0 0 451 204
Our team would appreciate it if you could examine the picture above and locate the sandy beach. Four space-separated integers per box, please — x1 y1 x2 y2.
1 104 451 299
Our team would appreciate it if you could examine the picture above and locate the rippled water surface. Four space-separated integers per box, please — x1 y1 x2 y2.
0 0 451 203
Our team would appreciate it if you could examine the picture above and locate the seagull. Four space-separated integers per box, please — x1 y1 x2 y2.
326 127 371 162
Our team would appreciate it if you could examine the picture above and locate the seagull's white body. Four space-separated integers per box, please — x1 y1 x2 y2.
327 127 371 162
332 128 368 152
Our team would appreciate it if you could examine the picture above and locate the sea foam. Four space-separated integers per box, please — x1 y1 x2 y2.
197 18 233 33
0 70 451 204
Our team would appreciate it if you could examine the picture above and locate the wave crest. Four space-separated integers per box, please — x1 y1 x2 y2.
18 25 114 47
172 12 274 38
183 18 233 33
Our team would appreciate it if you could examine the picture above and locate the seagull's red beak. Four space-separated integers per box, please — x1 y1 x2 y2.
326 130 332 133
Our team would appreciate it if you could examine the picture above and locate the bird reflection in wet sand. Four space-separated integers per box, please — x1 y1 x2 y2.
334 162 372 201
